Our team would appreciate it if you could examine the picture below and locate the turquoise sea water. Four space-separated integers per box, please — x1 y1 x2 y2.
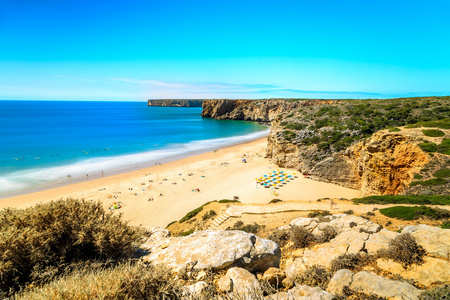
0 101 268 197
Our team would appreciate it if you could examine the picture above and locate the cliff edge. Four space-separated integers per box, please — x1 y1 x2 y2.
148 99 204 107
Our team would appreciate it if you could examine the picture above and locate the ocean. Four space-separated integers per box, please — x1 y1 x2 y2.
0 100 269 198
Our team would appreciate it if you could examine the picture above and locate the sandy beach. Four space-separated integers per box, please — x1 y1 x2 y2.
0 138 360 229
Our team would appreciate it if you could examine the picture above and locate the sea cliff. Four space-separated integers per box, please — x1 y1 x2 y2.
148 99 204 107
201 97 450 196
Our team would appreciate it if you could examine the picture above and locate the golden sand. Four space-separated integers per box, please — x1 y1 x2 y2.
0 138 360 229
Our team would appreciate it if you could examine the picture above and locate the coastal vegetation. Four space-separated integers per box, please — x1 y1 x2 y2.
353 195 450 205
379 205 450 221
0 199 144 297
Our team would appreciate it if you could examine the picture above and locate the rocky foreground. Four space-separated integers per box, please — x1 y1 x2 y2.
141 214 450 299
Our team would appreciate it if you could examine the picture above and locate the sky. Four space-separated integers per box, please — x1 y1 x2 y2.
0 0 449 101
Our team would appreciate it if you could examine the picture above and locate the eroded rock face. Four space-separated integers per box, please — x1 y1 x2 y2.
349 271 422 300
402 224 450 259
218 267 261 294
377 257 450 286
141 230 280 272
327 269 354 296
202 99 338 123
267 130 429 196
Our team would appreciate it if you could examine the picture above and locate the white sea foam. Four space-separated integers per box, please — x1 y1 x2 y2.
0 129 269 197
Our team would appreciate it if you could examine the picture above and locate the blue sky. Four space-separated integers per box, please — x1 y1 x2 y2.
1 0 449 100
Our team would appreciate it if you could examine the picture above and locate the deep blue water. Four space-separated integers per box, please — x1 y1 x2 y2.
0 101 268 197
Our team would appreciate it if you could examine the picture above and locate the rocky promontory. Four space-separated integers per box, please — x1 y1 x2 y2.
148 99 204 107
201 97 450 196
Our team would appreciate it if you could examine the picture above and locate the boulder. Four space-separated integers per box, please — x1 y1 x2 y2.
182 281 208 300
265 285 335 300
218 267 261 294
364 228 399 254
349 271 422 300
377 257 450 286
327 269 354 296
402 224 450 259
262 267 286 286
141 230 280 272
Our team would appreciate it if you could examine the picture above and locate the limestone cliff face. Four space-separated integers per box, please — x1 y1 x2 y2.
148 99 204 107
267 130 429 196
201 99 338 123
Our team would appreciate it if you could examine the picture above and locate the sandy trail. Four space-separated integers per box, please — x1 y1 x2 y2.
0 138 361 228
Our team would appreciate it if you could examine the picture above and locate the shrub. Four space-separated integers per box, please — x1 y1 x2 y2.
422 129 445 137
378 233 426 269
413 174 424 179
290 226 316 248
389 127 401 132
433 168 450 178
343 209 354 215
437 139 450 155
0 199 144 296
267 229 290 247
419 285 450 300
366 211 375 216
218 199 240 203
282 130 296 141
179 206 203 223
166 220 177 228
269 199 283 203
316 225 338 243
352 195 450 205
230 221 262 234
380 206 450 221
308 210 331 218
15 263 183 300
410 178 448 187
202 210 217 220
294 265 332 290
179 229 195 236
330 253 372 272
441 220 450 229
418 142 437 153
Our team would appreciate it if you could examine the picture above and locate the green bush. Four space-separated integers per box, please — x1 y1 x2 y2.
379 206 450 221
378 233 426 269
218 199 240 203
389 127 401 132
437 139 450 155
433 168 450 178
229 221 263 234
418 142 437 153
179 229 195 236
353 195 450 205
269 199 283 203
308 210 331 218
413 174 423 179
422 129 445 137
179 206 204 223
441 220 450 229
282 130 296 141
0 199 144 296
202 210 217 220
410 178 448 187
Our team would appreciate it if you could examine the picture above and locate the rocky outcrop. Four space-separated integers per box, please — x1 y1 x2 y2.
377 257 450 286
349 271 422 300
141 230 280 272
218 267 261 294
402 224 450 259
147 99 204 107
266 285 336 300
201 99 339 123
267 130 429 196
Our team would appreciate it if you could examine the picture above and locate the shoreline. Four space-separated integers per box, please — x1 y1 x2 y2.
0 128 270 199
0 137 361 229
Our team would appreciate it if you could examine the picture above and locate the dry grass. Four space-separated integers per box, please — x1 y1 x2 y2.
377 233 426 269
15 263 182 300
0 198 145 297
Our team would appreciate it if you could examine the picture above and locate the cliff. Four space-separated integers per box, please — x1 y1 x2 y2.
201 99 339 123
202 96 450 196
148 99 204 107
267 130 430 196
